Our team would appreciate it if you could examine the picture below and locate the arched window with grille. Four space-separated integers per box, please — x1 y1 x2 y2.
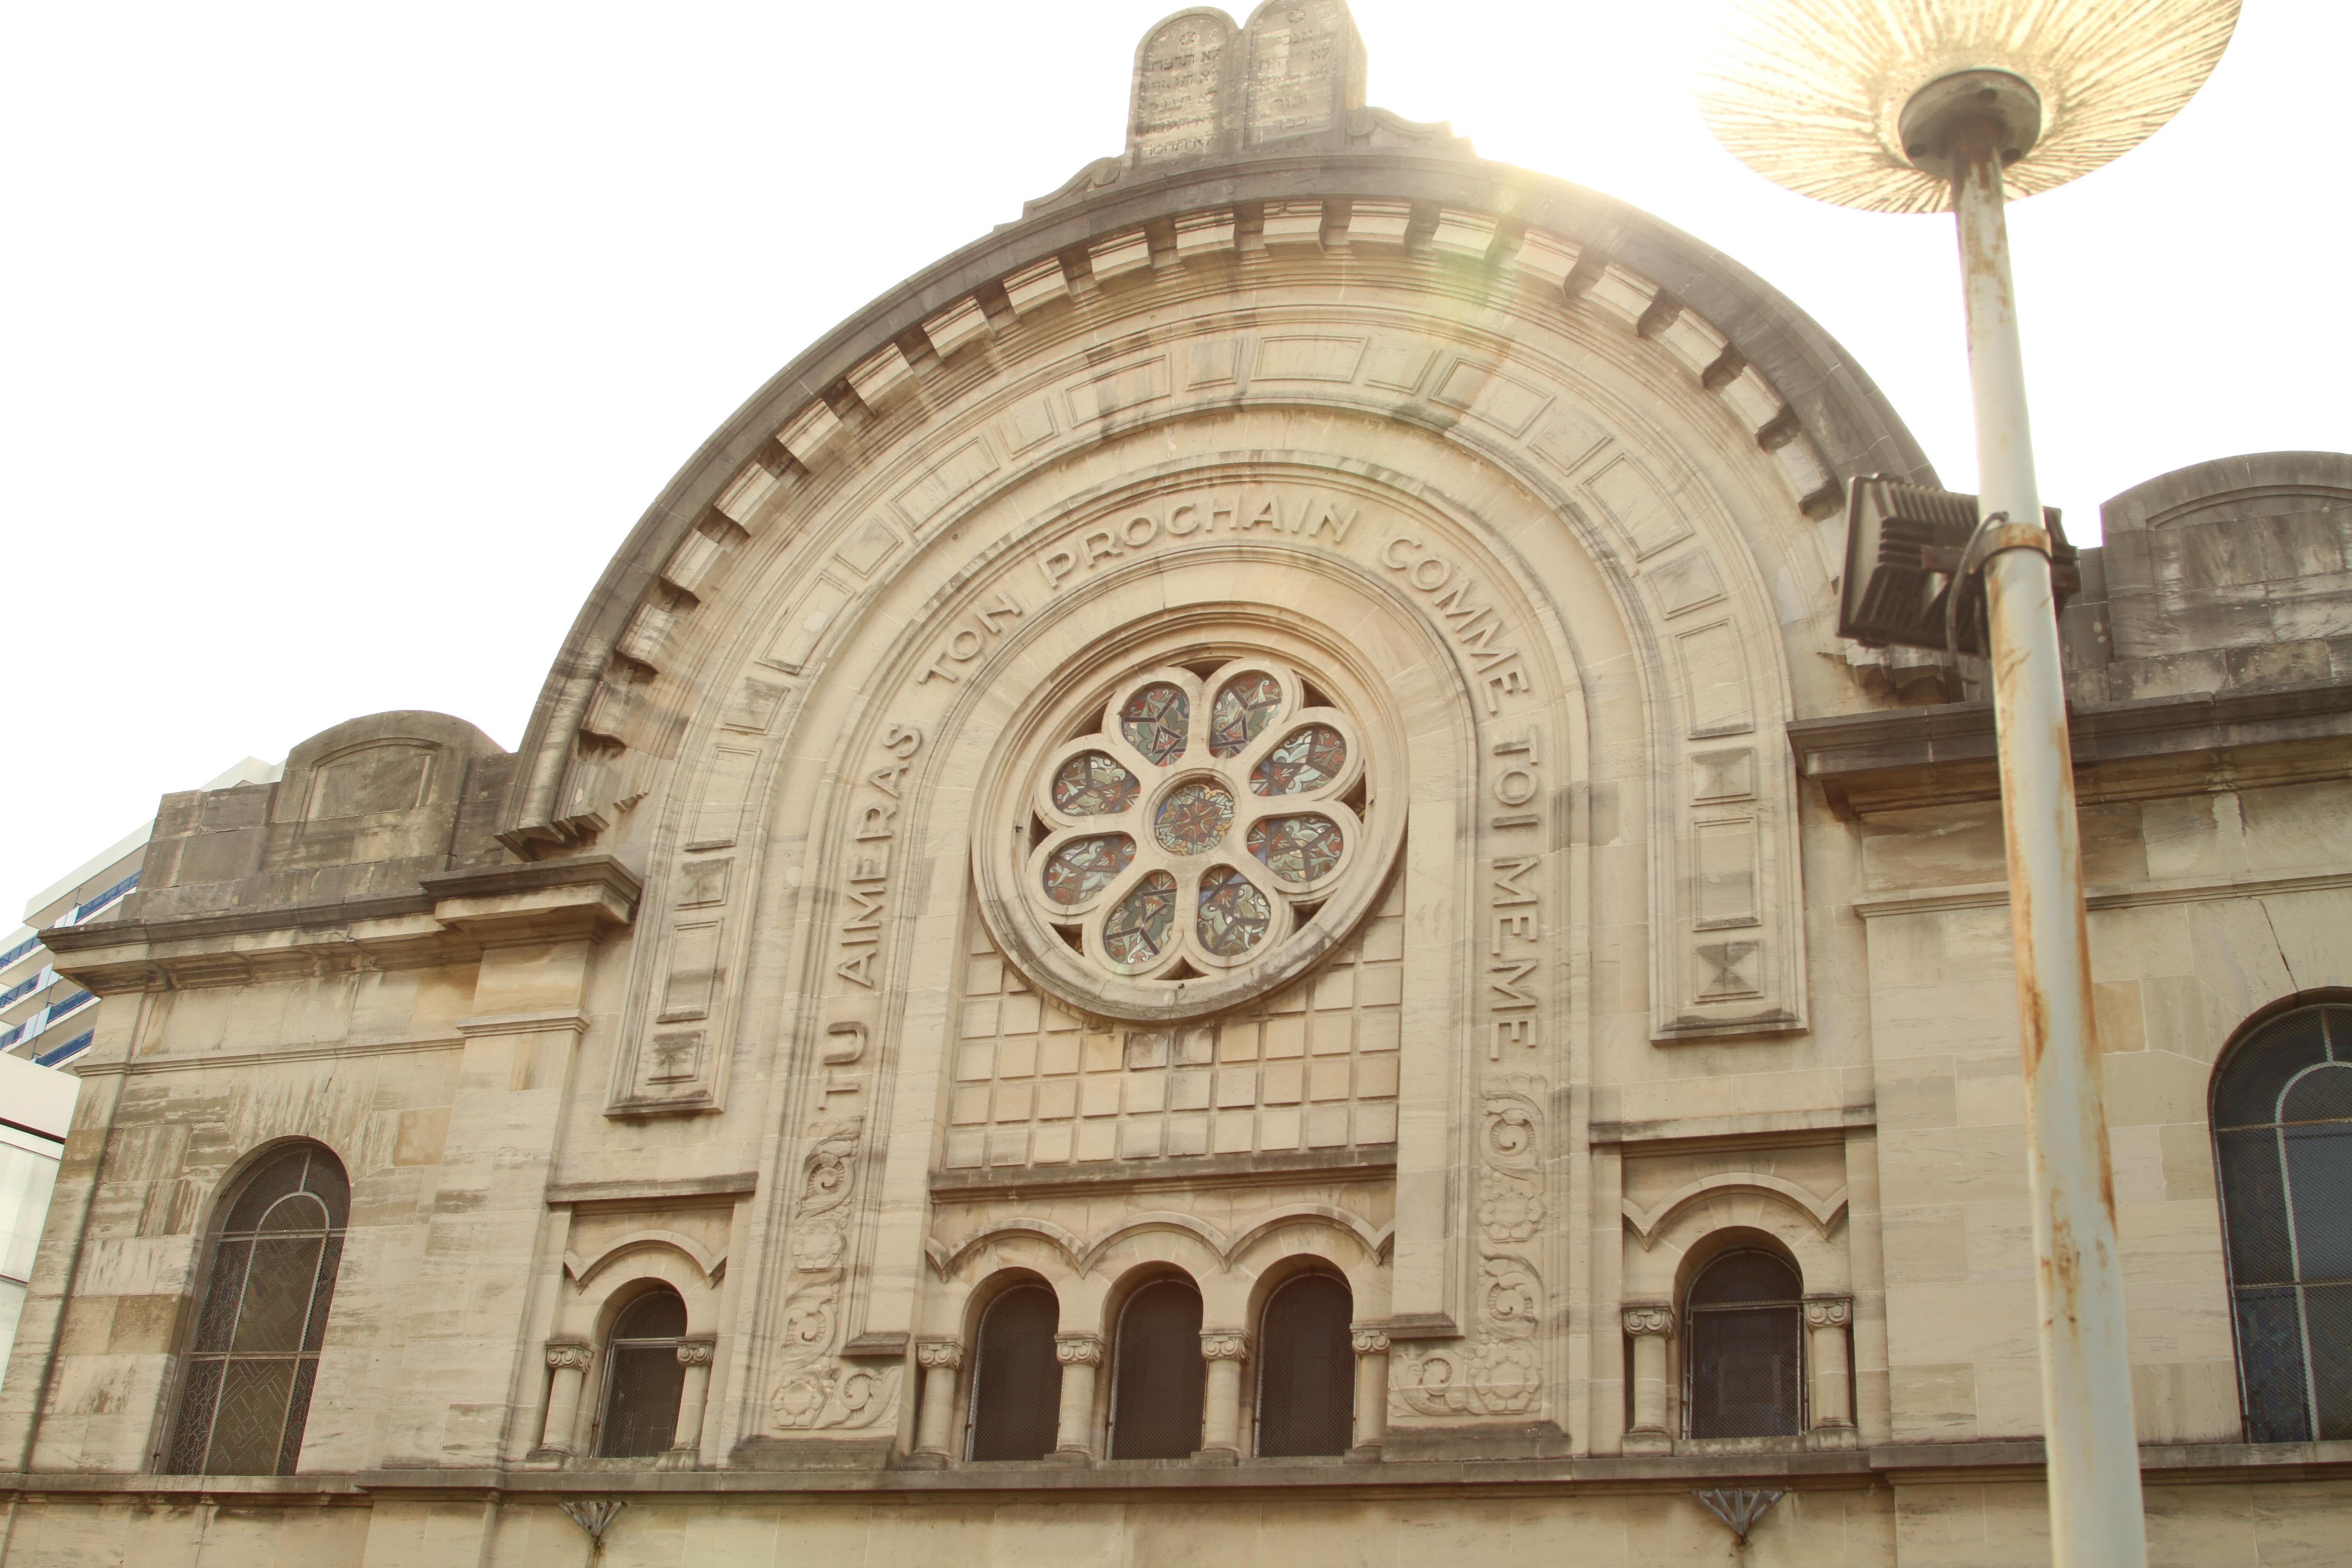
2213 1000 2352 1443
1108 1276 1204 1459
165 1142 348 1475
1260 1279 1354 1457
967 1283 1062 1460
1685 1249 1804 1439
597 1287 688 1457
1255 1272 1353 1457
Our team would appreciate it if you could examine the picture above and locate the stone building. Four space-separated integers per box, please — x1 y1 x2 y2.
4 5 2348 1563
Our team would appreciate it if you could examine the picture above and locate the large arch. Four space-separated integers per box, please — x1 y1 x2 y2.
475 39 1936 1461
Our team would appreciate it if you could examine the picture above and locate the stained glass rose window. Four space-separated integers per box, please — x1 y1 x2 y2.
1013 658 1371 985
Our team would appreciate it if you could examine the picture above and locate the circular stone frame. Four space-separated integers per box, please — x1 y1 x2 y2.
973 634 1405 1024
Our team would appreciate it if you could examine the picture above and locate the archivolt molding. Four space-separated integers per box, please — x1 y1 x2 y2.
926 1204 1394 1281
563 1230 725 1287
502 155 1931 863
566 231 1832 1096
1622 1174 1850 1252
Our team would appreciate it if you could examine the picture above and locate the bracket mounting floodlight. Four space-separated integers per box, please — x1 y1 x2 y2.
1838 478 2075 655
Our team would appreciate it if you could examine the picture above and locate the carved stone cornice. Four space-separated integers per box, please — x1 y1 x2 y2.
675 1337 717 1368
44 856 643 995
916 1338 964 1371
1622 1303 1676 1338
1054 1334 1104 1367
1199 1331 1252 1362
1803 1296 1854 1330
1787 684 2352 818
1350 1328 1392 1357
421 855 642 947
545 1339 594 1372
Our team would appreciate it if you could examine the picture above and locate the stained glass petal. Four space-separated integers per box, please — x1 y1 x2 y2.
1209 672 1284 758
1250 725 1348 796
1119 683 1191 765
1042 834 1135 906
1103 871 1177 964
1196 866 1273 957
1246 814 1345 882
1051 752 1140 816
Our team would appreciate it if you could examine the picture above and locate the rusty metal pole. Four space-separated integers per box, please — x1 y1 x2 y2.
1949 114 2148 1567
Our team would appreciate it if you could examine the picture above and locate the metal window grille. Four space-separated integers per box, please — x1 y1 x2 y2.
1108 1278 1204 1459
967 1285 1062 1460
1684 1250 1804 1439
596 1289 688 1457
2213 1003 2352 1443
164 1143 349 1475
1254 1273 1354 1457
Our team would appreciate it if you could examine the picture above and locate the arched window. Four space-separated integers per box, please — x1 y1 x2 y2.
1255 1272 1353 1456
1108 1276 1204 1459
165 1142 348 1475
967 1283 1062 1460
1685 1249 1803 1439
597 1287 688 1457
2212 1001 2352 1442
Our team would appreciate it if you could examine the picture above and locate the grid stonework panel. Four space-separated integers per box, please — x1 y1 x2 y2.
945 876 1405 1170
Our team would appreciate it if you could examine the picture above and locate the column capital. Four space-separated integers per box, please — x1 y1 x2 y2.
545 1338 595 1371
675 1335 717 1367
1200 1330 1252 1362
1055 1333 1104 1367
1621 1301 1676 1338
916 1337 965 1371
1803 1294 1854 1328
1350 1327 1392 1357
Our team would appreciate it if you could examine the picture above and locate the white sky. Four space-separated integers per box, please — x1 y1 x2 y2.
1 1 2342 912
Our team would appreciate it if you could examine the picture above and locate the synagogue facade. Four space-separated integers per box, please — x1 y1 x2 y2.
5 5 2350 1563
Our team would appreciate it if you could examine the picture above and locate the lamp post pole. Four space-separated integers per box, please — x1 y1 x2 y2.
1945 108 2148 1568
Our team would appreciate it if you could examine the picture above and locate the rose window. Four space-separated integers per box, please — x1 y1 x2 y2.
1020 659 1370 983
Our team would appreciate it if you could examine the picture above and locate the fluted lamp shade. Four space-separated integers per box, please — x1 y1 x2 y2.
1695 0 2241 213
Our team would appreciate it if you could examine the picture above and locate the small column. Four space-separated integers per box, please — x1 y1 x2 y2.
913 1338 965 1460
1622 1303 1675 1455
1348 1327 1391 1458
1198 1330 1251 1461
669 1335 716 1459
1053 1333 1103 1463
1804 1295 1857 1447
538 1339 593 1456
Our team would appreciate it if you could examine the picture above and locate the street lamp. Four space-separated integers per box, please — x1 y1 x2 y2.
1696 4 2240 1565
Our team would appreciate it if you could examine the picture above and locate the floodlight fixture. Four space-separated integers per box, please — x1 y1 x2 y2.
1839 479 2072 655
1697 5 2240 1566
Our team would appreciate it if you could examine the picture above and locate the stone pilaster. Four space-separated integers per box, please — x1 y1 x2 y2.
913 1338 965 1461
1348 1327 1391 1458
1199 1329 1252 1461
1052 1333 1103 1463
1622 1302 1675 1455
1803 1295 1857 1448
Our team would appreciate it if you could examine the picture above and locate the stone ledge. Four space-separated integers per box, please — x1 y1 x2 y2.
11 1441 2349 1502
546 1170 760 1205
1788 681 2352 817
930 1145 1396 1199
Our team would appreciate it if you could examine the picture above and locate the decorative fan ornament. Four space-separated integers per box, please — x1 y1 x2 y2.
1695 0 2240 213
